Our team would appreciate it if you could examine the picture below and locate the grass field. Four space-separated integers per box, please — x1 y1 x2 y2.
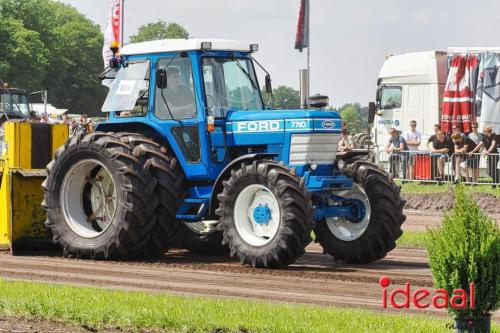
1 279 498 333
399 182 500 197
396 230 427 249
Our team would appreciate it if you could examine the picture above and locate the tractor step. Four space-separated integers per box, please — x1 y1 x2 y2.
176 198 209 221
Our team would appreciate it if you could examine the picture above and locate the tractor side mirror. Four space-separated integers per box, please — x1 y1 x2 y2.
156 69 168 89
368 102 376 125
265 74 272 94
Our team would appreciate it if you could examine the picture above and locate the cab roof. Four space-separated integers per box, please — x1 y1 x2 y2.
120 38 252 56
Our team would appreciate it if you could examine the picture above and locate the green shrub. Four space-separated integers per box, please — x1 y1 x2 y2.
426 184 500 319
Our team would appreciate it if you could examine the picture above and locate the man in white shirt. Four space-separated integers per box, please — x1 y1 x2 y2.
405 120 422 180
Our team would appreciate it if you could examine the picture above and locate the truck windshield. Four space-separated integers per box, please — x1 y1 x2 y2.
380 86 402 110
0 92 30 118
202 57 263 117
102 60 150 115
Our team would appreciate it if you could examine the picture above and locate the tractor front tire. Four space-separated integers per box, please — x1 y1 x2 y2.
216 160 314 268
314 161 405 264
42 132 159 259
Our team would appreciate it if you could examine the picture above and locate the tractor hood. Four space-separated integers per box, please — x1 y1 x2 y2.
226 109 342 146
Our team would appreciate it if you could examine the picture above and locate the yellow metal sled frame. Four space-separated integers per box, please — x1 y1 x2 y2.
0 122 68 252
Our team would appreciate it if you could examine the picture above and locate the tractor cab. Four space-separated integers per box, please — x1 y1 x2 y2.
98 39 343 180
0 84 31 156
0 86 30 123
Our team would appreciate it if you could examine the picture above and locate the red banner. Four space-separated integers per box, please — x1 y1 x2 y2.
441 55 478 133
295 0 309 52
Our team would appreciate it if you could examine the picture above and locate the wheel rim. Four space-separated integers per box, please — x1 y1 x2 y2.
60 159 117 238
326 184 371 242
233 184 281 247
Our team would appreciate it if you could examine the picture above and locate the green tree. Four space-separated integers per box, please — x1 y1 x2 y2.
0 17 48 91
0 0 106 116
130 20 189 43
261 85 300 109
334 103 368 134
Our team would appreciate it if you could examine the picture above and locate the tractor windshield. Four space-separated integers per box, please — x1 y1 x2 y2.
202 57 263 117
101 60 150 115
0 92 30 119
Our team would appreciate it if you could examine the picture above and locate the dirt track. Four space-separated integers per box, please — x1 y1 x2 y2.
0 211 498 323
0 244 498 322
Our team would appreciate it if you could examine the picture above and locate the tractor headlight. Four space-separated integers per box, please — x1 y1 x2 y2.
337 160 346 171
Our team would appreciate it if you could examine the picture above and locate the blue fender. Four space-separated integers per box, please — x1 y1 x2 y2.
207 153 277 218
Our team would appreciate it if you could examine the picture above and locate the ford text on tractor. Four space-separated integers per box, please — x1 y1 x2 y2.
42 39 405 267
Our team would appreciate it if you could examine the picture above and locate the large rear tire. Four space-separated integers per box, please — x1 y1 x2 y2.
115 133 185 257
216 160 314 268
314 161 405 264
42 132 160 259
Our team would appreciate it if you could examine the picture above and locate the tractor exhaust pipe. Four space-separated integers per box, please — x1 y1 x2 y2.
299 69 309 109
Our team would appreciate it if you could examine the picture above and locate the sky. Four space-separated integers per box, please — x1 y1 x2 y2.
57 0 500 107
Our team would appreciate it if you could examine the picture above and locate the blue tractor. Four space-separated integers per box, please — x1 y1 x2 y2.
42 39 405 267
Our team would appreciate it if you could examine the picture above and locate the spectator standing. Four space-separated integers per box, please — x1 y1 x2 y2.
78 114 88 134
482 126 499 186
405 120 422 179
427 124 441 150
40 114 50 123
430 131 453 182
62 115 69 125
467 122 484 183
385 128 409 178
451 133 478 183
451 124 466 141
338 128 355 152
70 119 78 136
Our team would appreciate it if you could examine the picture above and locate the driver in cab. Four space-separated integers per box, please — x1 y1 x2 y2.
161 67 196 119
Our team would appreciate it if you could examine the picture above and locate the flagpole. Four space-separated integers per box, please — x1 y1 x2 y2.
306 0 310 106
307 30 310 106
120 0 125 47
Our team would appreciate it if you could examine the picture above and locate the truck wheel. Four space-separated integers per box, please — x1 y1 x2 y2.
115 133 185 257
314 161 405 264
174 222 228 255
216 160 314 268
42 132 159 259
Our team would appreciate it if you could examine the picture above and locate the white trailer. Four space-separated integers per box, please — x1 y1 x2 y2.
371 47 500 151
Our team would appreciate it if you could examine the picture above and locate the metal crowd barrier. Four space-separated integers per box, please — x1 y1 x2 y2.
376 150 500 185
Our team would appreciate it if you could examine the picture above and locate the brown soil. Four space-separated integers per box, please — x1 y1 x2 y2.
0 246 498 322
0 315 166 333
402 192 500 214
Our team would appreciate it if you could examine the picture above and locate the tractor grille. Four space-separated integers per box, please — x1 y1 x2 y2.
289 133 339 165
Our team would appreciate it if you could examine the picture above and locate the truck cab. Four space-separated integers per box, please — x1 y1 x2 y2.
373 51 447 150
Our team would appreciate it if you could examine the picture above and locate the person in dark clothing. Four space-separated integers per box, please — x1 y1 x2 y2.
467 122 484 182
482 126 499 185
430 131 453 181
451 133 478 183
427 124 441 150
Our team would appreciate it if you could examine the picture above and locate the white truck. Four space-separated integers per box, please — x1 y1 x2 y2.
371 47 500 151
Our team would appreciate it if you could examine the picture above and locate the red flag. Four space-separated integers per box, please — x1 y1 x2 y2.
441 55 478 133
103 0 122 68
295 0 309 52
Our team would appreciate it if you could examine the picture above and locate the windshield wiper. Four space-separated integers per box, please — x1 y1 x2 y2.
229 55 259 91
